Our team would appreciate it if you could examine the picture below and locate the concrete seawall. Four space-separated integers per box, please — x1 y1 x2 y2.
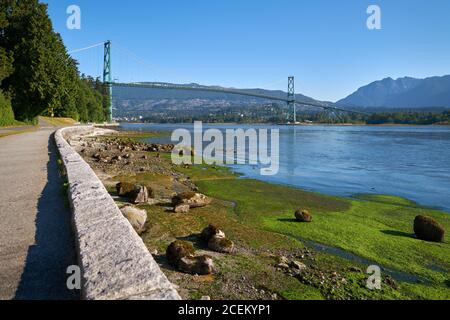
55 126 180 300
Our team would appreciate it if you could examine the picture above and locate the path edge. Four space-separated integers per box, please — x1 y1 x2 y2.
55 126 181 300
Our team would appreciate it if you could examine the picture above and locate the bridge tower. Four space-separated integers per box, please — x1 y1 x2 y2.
287 76 296 123
103 40 113 122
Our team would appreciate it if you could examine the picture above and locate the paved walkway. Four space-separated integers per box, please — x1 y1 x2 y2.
0 127 78 300
0 125 35 134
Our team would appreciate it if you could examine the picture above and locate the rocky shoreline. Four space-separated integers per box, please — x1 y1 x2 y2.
69 129 449 300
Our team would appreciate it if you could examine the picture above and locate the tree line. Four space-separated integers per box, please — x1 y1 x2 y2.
307 110 450 125
138 106 450 125
0 0 110 126
137 107 450 125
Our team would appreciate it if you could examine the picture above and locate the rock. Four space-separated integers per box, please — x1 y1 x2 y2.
174 204 190 213
178 255 215 275
166 240 196 266
278 256 289 265
133 186 149 203
172 191 195 205
172 192 212 208
200 224 226 242
201 296 211 301
384 276 398 289
414 215 445 242
116 182 136 196
120 206 147 233
348 266 363 273
276 262 290 269
290 260 307 271
116 182 150 204
166 241 215 275
295 209 312 222
208 236 235 254
200 224 234 254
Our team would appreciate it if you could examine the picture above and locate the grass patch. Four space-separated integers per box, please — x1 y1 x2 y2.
0 127 37 138
39 116 77 126
263 199 450 284
173 164 450 299
0 119 27 128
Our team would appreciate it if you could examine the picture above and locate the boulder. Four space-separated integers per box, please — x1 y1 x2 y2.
166 240 196 266
172 192 212 208
174 204 190 213
290 260 307 271
120 206 147 233
208 236 235 254
200 224 226 242
295 209 312 222
133 185 149 204
116 182 136 197
116 182 150 204
277 256 289 265
178 255 215 275
414 215 445 242
166 240 215 275
276 262 290 269
200 224 234 254
172 191 196 205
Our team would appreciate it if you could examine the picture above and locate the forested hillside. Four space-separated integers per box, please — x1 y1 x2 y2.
0 0 110 125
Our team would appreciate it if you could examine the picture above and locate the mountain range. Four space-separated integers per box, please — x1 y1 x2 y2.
337 75 450 108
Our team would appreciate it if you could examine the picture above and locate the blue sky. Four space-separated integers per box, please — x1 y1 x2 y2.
45 0 450 102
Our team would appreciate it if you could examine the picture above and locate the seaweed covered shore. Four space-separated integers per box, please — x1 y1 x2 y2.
71 130 450 300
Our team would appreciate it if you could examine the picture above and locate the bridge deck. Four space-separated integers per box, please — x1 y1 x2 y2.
111 82 368 115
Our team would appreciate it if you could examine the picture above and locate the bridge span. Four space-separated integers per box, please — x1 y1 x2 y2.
110 81 368 116
70 40 369 121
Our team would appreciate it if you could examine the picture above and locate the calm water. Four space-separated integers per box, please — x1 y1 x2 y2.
121 123 450 212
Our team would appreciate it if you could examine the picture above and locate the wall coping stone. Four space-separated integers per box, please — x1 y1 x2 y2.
55 126 181 300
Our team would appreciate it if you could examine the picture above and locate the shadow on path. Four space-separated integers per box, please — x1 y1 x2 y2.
15 133 79 300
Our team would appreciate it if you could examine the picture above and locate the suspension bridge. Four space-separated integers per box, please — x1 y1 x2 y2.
70 41 368 122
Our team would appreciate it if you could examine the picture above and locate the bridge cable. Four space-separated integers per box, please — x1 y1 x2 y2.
68 42 105 55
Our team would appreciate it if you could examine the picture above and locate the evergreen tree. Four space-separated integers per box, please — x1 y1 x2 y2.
1 0 110 123
0 1 15 125
1 0 73 120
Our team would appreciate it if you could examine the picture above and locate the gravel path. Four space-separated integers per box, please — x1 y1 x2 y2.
0 128 78 300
